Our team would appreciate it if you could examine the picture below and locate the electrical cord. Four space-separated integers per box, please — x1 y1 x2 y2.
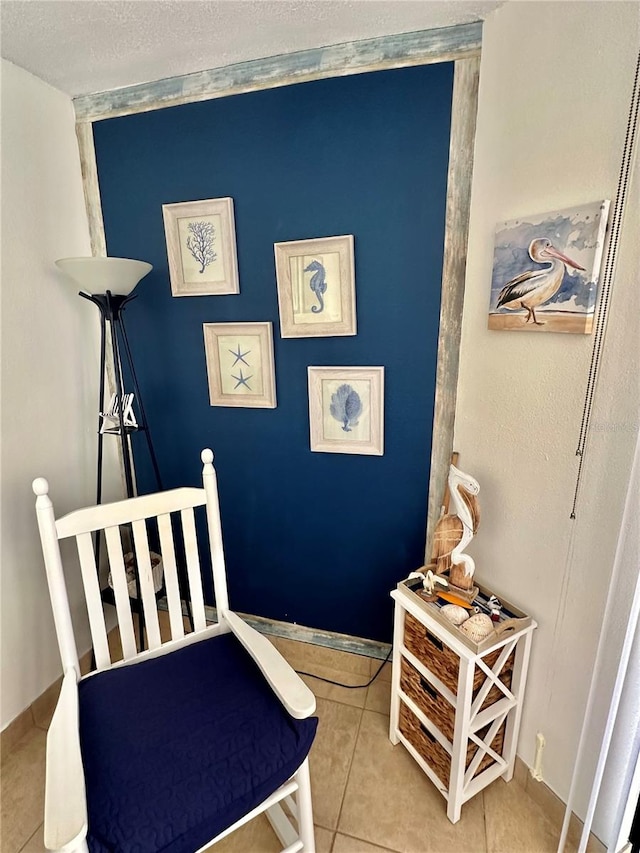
295 645 393 689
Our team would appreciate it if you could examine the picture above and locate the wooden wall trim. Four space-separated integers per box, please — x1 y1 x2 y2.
425 55 481 560
194 603 392 660
73 23 482 122
75 121 106 256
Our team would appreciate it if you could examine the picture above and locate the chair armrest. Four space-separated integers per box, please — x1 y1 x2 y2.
223 611 316 719
44 670 88 852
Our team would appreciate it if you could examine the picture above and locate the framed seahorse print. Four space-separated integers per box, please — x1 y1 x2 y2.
163 197 239 296
274 235 356 337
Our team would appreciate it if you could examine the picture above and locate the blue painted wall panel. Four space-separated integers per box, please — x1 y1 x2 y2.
93 64 454 641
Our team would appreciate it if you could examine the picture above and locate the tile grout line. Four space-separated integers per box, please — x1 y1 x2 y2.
18 822 43 853
481 789 489 853
333 704 366 838
330 708 399 850
0 705 36 762
335 831 405 853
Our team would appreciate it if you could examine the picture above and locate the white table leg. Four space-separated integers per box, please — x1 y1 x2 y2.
502 628 534 782
389 600 405 745
447 654 474 823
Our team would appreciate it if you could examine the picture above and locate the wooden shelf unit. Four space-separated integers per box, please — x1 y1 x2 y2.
389 581 536 823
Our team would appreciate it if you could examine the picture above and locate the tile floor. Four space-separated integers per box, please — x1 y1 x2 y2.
1 633 595 853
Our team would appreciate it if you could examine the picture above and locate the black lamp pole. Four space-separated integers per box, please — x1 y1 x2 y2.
79 288 166 650
79 289 162 504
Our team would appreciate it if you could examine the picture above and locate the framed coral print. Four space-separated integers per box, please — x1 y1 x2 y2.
163 197 239 296
203 322 276 408
274 235 356 337
308 366 384 455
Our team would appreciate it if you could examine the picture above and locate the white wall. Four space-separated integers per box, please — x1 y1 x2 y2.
0 60 120 729
456 0 640 840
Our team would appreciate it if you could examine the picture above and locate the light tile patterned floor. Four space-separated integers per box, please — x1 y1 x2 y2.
1 636 589 853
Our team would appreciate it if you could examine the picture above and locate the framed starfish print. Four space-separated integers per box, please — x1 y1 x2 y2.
203 322 276 408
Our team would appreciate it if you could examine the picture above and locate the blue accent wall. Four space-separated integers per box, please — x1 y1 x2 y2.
93 63 454 642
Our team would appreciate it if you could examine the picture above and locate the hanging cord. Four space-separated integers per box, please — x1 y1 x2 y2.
570 48 640 519
541 506 581 723
296 645 392 689
537 47 640 778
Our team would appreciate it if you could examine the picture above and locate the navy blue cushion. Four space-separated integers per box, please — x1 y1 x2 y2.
78 632 318 853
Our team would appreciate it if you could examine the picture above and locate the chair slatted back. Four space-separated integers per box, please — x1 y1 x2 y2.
34 450 229 676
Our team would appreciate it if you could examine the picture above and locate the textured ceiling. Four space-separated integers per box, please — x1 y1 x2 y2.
0 0 502 98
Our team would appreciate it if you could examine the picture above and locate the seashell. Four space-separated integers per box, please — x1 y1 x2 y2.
459 613 494 642
440 604 469 627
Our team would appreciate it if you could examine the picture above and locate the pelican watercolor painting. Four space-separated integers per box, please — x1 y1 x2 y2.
488 201 609 334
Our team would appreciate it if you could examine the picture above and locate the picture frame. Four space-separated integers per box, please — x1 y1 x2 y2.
203 322 276 408
488 200 610 334
274 235 356 337
308 366 384 455
163 197 239 297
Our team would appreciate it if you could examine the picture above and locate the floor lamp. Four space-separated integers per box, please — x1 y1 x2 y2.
56 256 164 646
55 256 162 504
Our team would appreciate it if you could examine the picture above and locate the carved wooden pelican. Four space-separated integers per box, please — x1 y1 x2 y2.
497 238 585 325
449 464 480 586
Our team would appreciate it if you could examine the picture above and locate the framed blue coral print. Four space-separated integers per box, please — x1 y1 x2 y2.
308 366 384 455
163 197 239 296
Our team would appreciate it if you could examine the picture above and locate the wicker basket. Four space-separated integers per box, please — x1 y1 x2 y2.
108 551 163 599
404 612 514 707
400 657 455 741
399 702 505 787
404 611 461 692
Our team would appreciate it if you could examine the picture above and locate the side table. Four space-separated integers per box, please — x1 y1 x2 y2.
389 579 536 823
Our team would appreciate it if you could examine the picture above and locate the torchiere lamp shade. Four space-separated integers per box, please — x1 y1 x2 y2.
55 257 152 296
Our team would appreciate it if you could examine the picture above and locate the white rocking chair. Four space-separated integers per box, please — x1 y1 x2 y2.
33 449 317 853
